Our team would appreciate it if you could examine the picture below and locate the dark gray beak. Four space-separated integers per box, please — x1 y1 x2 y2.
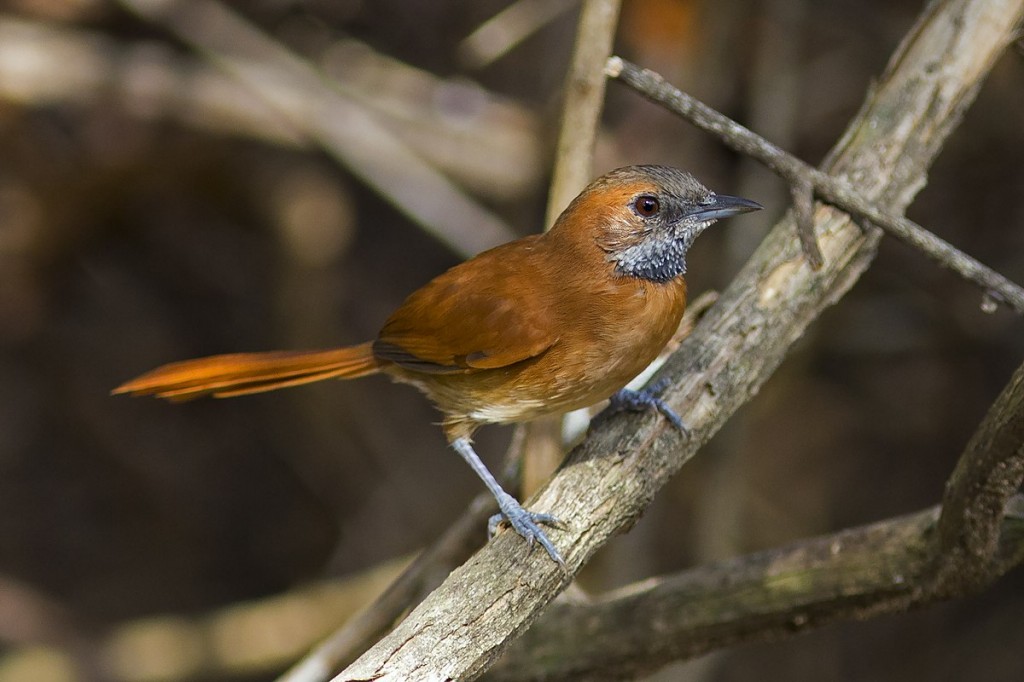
688 194 763 222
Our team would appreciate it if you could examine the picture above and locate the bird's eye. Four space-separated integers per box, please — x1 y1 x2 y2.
633 195 660 217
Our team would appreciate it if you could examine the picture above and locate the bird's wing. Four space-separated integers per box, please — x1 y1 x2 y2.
374 237 559 374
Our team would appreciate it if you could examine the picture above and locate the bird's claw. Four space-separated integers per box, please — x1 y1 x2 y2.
489 494 566 569
600 378 690 435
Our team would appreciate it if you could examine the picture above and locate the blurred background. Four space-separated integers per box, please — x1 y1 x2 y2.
0 0 1022 680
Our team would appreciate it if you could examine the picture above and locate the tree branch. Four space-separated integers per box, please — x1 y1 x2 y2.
605 52 1024 314
488 353 1024 679
932 361 1024 594
335 1 1024 680
487 500 1024 681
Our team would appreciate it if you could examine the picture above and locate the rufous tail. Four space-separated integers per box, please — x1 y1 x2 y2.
112 342 381 401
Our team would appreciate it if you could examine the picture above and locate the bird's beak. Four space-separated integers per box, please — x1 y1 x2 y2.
688 194 763 222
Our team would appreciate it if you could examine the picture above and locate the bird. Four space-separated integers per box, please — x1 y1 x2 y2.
114 165 761 567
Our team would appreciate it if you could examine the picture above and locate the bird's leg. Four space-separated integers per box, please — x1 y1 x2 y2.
598 378 690 435
451 437 565 568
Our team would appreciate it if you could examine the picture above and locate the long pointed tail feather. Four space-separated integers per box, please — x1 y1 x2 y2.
113 342 381 401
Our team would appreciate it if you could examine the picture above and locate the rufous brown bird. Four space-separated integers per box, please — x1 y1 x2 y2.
114 165 761 566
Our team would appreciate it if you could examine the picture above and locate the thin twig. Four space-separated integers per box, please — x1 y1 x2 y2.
605 56 1024 315
789 177 823 269
459 0 580 69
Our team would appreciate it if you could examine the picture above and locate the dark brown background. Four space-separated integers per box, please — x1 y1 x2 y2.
1 0 1022 679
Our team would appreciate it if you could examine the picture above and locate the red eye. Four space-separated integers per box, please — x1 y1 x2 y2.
633 194 660 217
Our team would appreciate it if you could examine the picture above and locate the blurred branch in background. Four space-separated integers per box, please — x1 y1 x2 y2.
0 17 306 148
0 557 409 682
0 16 542 206
110 0 535 256
278 486 503 682
459 0 580 70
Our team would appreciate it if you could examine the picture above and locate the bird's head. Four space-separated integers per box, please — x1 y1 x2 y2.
559 165 761 283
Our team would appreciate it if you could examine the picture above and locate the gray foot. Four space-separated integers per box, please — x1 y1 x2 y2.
601 378 689 434
488 492 565 568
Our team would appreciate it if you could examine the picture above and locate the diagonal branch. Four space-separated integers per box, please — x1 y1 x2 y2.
932 361 1024 594
488 353 1024 680
487 498 1024 681
605 55 1024 314
335 1 1024 680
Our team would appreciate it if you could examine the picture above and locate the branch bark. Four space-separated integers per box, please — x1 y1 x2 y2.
486 498 1024 681
488 354 1024 680
933 361 1024 594
335 0 1024 679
